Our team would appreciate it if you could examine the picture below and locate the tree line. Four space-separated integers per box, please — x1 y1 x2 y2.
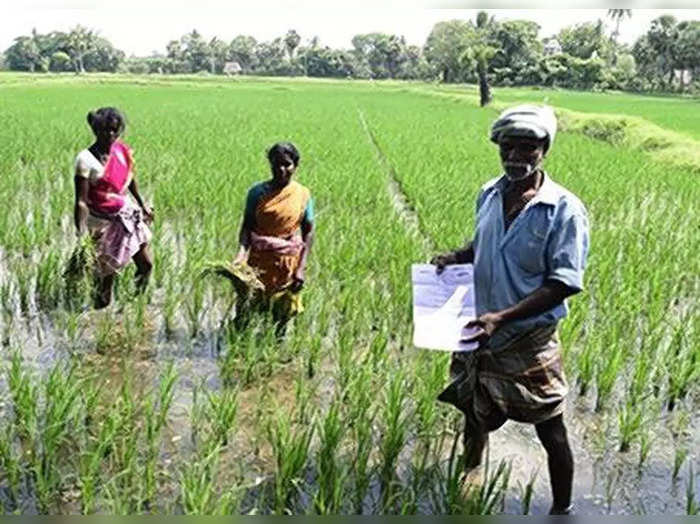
3 11 700 94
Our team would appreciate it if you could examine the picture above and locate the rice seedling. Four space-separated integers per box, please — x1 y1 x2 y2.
35 250 62 310
185 279 206 339
7 350 38 442
161 276 181 339
141 399 158 511
618 399 645 453
99 368 146 513
94 311 117 354
78 407 119 514
462 460 512 515
0 426 22 508
687 464 699 515
205 387 238 447
334 328 357 397
57 308 84 346
379 369 408 491
637 426 653 472
292 375 316 427
414 354 446 442
189 382 206 449
179 443 222 514
313 399 346 514
267 407 315 513
120 303 148 352
603 467 624 514
155 362 178 433
673 446 688 482
32 361 84 512
575 345 596 397
14 262 34 316
213 490 242 515
140 363 177 509
344 366 375 513
518 468 538 515
594 336 625 412
0 282 15 347
666 313 698 411
304 333 323 379
395 483 418 514
427 428 464 514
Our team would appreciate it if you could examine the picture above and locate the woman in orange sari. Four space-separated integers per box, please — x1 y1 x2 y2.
233 142 314 326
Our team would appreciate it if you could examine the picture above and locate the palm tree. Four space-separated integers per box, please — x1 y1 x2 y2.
649 15 680 89
607 10 632 65
66 25 96 74
474 11 496 107
284 30 301 61
607 9 632 44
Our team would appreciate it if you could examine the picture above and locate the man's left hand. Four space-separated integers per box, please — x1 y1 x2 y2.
462 312 504 344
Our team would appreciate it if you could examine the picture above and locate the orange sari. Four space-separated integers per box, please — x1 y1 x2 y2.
247 181 310 294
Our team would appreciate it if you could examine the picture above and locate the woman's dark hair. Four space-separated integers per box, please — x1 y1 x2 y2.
87 107 126 135
267 142 300 166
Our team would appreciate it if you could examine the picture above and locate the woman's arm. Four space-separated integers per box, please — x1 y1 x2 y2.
74 175 90 237
129 177 154 222
234 216 253 264
235 187 258 264
292 219 314 288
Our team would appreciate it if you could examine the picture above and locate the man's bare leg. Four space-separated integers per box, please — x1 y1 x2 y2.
535 413 574 514
463 419 488 470
463 406 506 470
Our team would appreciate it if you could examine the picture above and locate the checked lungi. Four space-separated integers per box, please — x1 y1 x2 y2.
438 325 568 429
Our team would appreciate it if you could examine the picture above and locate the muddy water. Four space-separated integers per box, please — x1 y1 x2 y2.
490 393 699 515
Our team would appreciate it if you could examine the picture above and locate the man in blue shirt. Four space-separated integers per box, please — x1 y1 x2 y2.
433 105 589 515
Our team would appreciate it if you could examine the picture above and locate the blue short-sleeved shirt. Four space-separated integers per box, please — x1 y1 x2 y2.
472 173 590 350
244 181 314 227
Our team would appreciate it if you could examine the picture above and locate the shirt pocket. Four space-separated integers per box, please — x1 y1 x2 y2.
510 224 548 274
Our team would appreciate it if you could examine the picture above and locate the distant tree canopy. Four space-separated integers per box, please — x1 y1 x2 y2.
5 13 700 94
424 20 473 83
633 16 700 90
4 26 124 73
558 21 611 60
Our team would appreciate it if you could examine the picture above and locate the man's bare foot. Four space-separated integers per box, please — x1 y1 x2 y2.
549 504 573 514
459 464 485 500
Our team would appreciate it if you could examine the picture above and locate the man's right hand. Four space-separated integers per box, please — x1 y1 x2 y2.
430 253 456 274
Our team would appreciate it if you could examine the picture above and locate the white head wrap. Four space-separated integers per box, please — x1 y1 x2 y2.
490 105 557 152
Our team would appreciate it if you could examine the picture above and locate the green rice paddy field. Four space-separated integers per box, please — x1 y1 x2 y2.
0 74 698 514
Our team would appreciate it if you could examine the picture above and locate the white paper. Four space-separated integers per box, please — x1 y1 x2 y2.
412 263 479 352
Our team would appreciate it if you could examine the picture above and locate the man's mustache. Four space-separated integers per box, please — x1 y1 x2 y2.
503 161 532 169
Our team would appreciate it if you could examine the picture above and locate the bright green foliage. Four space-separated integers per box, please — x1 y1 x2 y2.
0 75 697 514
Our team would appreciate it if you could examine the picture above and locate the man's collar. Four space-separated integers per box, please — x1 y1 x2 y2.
495 171 560 206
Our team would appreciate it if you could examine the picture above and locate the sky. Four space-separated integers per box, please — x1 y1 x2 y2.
2 3 700 57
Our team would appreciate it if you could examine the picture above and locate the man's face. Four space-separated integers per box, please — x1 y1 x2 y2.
499 136 546 181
